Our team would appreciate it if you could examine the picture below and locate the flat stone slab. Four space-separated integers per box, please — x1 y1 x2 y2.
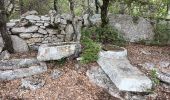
97 48 152 92
0 58 47 80
86 66 123 99
37 42 80 61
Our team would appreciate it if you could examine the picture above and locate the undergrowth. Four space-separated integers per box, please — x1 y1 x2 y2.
80 25 126 64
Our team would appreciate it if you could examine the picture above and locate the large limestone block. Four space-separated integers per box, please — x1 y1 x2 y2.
11 35 29 52
11 26 38 33
97 47 152 92
37 42 79 61
0 58 47 80
109 14 154 42
25 15 41 21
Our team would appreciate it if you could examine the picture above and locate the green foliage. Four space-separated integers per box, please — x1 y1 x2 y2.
153 23 170 45
55 58 67 66
22 0 52 15
150 69 160 85
80 25 126 64
138 22 170 46
80 37 101 64
96 26 126 46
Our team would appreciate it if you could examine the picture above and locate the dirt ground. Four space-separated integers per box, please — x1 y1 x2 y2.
0 44 170 100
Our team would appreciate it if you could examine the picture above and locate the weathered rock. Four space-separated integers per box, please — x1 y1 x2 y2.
109 14 154 42
38 28 48 34
41 16 50 21
54 15 61 24
19 33 32 39
83 14 90 26
26 38 43 44
25 15 41 21
7 22 16 28
61 13 72 21
0 38 4 48
46 29 58 35
0 50 10 60
0 47 3 53
90 14 101 25
11 26 38 33
32 33 44 38
0 58 47 80
35 23 43 26
37 42 79 61
44 23 50 27
51 69 63 79
97 46 152 92
87 66 123 99
65 24 74 41
60 18 67 25
21 77 45 90
11 35 29 52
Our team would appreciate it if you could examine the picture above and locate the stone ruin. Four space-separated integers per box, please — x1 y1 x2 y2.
7 10 83 51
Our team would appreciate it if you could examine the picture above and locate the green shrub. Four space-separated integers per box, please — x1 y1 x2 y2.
153 23 170 45
80 25 126 64
150 69 160 85
95 25 126 46
82 26 126 46
80 37 101 64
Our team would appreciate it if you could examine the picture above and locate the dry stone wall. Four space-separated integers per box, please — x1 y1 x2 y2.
6 10 157 51
7 10 82 50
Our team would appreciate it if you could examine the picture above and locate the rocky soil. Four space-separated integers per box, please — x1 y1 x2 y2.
0 44 169 100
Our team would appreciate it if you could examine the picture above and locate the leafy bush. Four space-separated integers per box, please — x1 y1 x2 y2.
82 26 126 46
153 23 170 45
80 37 101 64
150 69 160 85
80 26 125 64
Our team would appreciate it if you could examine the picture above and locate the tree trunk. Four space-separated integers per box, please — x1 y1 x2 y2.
19 0 24 15
101 0 110 27
95 0 99 14
0 0 14 53
54 0 59 13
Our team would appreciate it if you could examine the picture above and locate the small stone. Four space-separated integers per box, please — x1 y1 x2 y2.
40 26 46 29
25 15 41 21
51 69 63 79
35 23 43 26
19 33 32 39
46 29 58 35
44 23 50 27
26 38 43 44
7 22 16 28
60 18 67 25
32 33 44 38
0 50 10 60
41 16 50 21
11 26 38 33
60 30 66 35
0 47 3 53
21 77 45 90
38 28 48 34
65 24 74 42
